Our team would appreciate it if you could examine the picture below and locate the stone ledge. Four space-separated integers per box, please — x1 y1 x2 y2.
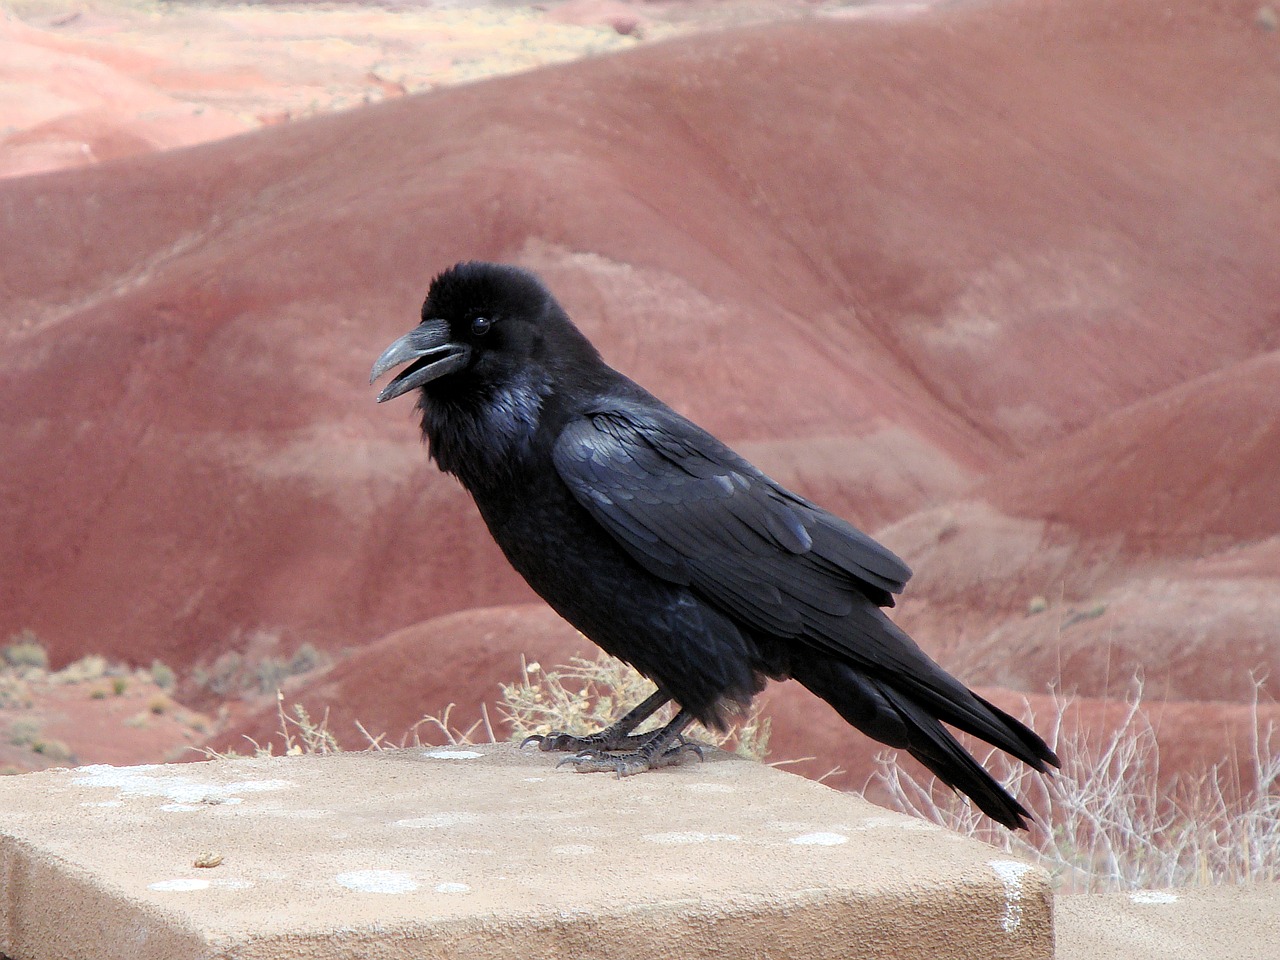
0 744 1050 960
1057 882 1280 960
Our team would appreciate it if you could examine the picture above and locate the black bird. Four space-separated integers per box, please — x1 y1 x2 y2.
371 261 1058 829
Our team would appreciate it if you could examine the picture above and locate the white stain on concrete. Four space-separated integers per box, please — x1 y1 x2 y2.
148 878 211 892
435 882 471 894
989 860 1036 932
1131 890 1179 905
644 832 741 844
72 765 292 805
790 832 849 846
522 777 545 783
422 749 484 760
335 870 419 894
81 800 123 808
395 812 479 829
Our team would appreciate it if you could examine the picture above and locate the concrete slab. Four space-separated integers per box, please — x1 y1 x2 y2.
1056 883 1280 960
0 744 1050 960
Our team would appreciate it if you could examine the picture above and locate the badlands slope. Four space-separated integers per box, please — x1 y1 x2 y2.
2 0 1278 785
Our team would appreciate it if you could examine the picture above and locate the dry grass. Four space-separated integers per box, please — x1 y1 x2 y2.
201 653 770 763
871 678 1280 892
199 693 342 759
497 653 772 761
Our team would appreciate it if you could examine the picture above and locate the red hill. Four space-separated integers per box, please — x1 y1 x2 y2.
1 0 1277 787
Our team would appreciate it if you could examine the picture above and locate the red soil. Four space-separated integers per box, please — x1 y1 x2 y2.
0 672 213 774
201 605 592 756
2 0 1277 787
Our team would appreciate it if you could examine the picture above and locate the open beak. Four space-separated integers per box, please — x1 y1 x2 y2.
369 319 472 403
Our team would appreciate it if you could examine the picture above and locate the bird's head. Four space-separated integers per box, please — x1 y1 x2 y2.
370 261 596 404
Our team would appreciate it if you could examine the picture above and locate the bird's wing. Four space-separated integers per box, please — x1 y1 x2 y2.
552 401 913 646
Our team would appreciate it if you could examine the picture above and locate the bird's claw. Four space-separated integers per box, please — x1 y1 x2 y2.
555 739 705 777
520 729 659 753
521 731 605 753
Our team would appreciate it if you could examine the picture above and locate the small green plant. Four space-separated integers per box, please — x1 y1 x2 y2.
31 738 73 763
1061 601 1108 630
0 676 32 709
192 651 244 697
150 660 176 691
7 718 41 747
287 643 325 676
3 630 48 670
111 677 128 696
148 695 171 715
89 688 107 700
253 658 289 695
253 645 328 694
192 643 328 699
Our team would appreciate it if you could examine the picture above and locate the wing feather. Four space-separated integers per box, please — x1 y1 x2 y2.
552 401 912 656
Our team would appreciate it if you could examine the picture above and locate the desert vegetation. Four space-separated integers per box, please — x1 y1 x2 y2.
0 631 215 773
874 679 1280 892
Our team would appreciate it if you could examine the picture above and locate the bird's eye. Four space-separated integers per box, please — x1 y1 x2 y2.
471 316 492 337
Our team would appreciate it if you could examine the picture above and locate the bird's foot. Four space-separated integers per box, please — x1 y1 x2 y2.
556 737 705 778
520 690 676 756
521 730 652 754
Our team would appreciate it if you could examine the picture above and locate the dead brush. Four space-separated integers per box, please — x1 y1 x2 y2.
871 677 1280 892
497 653 772 761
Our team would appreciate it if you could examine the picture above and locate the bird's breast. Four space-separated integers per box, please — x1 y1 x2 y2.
421 372 552 491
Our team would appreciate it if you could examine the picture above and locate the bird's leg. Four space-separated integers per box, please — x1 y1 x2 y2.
521 689 673 753
557 710 703 777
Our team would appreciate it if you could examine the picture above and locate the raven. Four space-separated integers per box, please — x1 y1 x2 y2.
371 261 1058 829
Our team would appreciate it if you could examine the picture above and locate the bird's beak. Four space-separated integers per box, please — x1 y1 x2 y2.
369 319 472 403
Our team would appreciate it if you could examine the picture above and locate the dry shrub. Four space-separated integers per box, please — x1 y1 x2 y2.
871 677 1280 891
497 653 771 761
200 694 341 759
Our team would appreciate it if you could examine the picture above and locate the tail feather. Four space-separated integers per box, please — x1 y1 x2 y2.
887 686 1034 830
872 617 1059 774
897 677 1059 774
788 652 1055 830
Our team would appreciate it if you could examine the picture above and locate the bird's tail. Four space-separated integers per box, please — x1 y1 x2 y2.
886 685 1040 830
790 650 1058 831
